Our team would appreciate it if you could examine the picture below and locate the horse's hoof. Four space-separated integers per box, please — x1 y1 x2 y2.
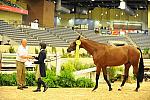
118 86 122 91
134 89 138 92
109 88 112 91
92 88 97 91
118 89 121 91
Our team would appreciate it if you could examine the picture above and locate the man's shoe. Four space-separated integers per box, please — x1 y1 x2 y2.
22 86 28 88
33 89 41 92
17 86 23 90
43 85 48 92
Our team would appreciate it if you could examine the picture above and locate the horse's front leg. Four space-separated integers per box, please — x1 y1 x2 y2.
92 67 101 91
102 67 112 91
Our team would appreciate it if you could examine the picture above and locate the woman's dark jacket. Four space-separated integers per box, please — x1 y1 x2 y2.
34 49 46 77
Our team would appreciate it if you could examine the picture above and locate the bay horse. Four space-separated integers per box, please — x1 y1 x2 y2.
67 36 144 92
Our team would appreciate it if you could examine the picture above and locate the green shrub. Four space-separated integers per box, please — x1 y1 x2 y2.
35 48 39 54
107 67 123 82
80 53 90 58
61 60 94 71
52 46 57 54
143 48 149 55
57 70 76 87
9 46 15 53
43 70 58 88
0 73 17 86
26 72 36 86
76 77 94 88
0 70 94 88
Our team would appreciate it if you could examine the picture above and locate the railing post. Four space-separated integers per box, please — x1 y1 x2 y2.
56 53 61 75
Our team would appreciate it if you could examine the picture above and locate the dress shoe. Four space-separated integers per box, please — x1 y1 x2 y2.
22 86 28 88
17 86 23 90
33 89 41 92
43 85 48 92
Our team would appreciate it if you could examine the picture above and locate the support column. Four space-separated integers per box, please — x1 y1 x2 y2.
26 0 54 28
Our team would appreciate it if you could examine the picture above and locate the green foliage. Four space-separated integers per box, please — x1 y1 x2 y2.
62 48 65 55
0 73 17 86
9 46 15 53
61 53 74 58
80 53 91 58
43 70 58 88
61 60 94 71
57 70 76 87
35 48 39 54
143 48 149 55
0 69 94 88
52 46 57 54
76 77 95 88
26 72 36 86
107 67 123 82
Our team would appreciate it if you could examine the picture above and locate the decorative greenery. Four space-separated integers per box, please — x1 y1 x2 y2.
57 70 76 87
35 48 39 54
143 48 149 55
0 73 17 86
52 46 57 54
107 67 123 83
43 70 58 88
0 69 94 88
9 46 15 53
80 52 91 58
61 60 94 71
26 72 36 86
76 77 94 88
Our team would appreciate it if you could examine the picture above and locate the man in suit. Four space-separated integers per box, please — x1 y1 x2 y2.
33 42 48 92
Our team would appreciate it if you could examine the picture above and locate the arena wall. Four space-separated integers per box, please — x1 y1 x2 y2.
0 11 22 24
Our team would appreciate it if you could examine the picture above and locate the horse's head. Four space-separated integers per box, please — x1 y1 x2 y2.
67 36 81 53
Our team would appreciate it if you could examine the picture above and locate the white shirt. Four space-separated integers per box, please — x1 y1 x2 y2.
16 45 28 62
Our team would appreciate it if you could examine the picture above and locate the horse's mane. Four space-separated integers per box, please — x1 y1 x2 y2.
82 38 109 47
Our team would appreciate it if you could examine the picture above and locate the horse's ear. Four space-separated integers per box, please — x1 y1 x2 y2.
77 36 81 40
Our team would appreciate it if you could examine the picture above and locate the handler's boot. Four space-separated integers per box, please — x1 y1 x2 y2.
33 81 41 92
43 84 48 92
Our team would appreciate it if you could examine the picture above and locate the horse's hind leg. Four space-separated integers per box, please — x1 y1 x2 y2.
102 67 112 91
92 66 101 91
118 63 130 91
132 63 140 92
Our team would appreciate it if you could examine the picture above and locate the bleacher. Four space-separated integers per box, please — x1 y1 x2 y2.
48 28 79 42
0 20 40 45
22 28 69 47
1 20 150 49
128 33 150 49
80 30 133 45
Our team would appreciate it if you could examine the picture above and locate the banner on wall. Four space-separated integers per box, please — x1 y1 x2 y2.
0 5 28 15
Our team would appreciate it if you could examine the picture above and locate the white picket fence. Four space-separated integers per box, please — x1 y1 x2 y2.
1 53 61 75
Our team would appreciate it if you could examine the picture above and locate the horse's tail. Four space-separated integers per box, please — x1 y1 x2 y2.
137 47 144 82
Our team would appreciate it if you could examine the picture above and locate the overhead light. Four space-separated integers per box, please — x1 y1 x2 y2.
91 0 95 1
89 10 92 13
118 1 126 9
105 11 107 14
101 13 103 16
121 12 124 15
136 13 138 16
116 14 118 16
72 8 74 12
